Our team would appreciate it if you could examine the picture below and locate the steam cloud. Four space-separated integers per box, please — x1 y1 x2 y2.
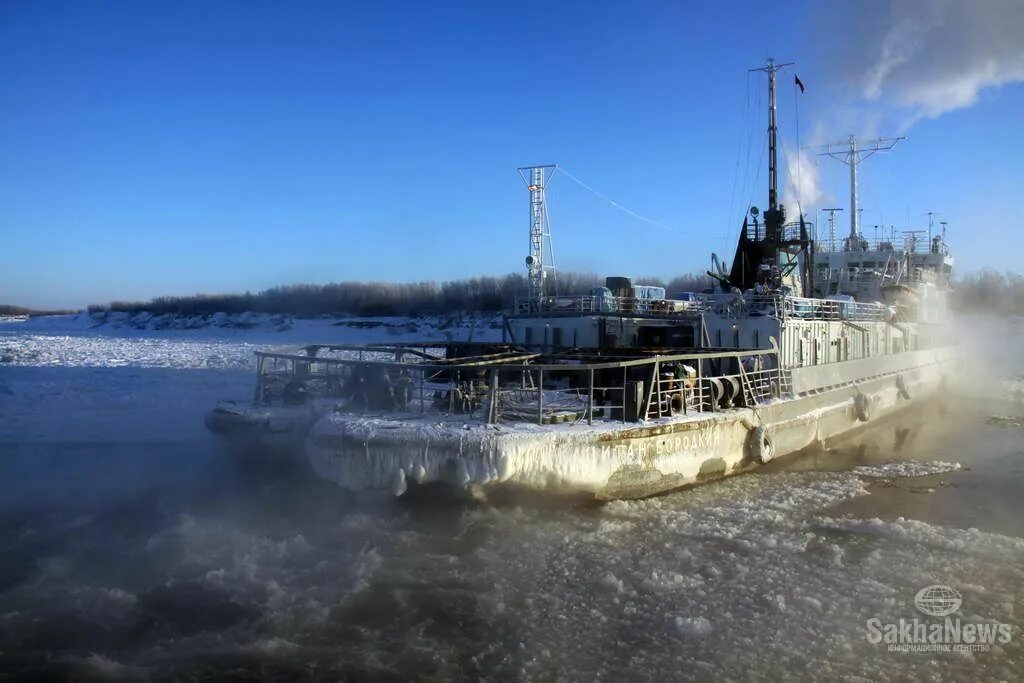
782 149 822 218
788 1 1024 218
826 0 1024 124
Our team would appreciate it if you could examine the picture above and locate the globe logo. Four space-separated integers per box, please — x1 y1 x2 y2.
914 585 962 617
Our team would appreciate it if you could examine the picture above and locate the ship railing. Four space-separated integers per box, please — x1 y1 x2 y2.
819 269 893 282
741 220 813 244
250 344 788 426
643 353 783 421
488 346 786 425
252 345 538 405
703 294 891 322
815 269 945 289
779 296 891 321
514 295 706 317
815 235 942 255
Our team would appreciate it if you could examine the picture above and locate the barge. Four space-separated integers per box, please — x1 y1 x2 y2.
206 59 957 499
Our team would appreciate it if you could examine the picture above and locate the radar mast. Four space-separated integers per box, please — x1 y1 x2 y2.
727 59 812 296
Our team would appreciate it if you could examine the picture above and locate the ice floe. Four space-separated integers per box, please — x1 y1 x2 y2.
852 460 962 479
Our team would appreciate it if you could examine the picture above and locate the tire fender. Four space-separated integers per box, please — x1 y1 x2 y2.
749 425 775 464
896 375 911 400
854 393 871 422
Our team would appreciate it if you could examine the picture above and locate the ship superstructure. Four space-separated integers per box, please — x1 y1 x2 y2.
505 59 953 372
812 221 952 324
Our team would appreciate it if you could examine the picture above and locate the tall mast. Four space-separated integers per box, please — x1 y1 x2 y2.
750 59 792 237
768 61 779 213
849 137 858 238
729 58 814 296
517 164 556 310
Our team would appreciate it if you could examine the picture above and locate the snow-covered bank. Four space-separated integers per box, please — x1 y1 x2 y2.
3 310 502 340
0 311 503 368
0 312 500 442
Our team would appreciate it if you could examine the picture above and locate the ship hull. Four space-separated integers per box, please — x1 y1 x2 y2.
305 354 952 500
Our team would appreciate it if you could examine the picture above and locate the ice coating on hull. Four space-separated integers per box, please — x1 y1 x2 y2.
303 354 953 500
306 410 753 498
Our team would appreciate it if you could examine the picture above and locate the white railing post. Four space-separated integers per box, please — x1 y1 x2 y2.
588 368 595 425
537 368 544 425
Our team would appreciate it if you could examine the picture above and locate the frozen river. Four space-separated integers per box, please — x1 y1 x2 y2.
0 316 1022 680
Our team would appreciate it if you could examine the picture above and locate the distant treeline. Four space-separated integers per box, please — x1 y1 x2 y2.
62 269 1024 319
87 272 712 317
0 304 76 316
951 269 1024 315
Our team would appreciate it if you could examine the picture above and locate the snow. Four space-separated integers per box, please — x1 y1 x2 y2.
0 311 502 368
0 333 260 369
674 615 713 637
8 310 502 339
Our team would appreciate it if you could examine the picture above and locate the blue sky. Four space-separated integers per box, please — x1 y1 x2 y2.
2 0 1022 308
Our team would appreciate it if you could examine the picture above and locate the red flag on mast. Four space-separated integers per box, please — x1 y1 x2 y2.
795 74 805 93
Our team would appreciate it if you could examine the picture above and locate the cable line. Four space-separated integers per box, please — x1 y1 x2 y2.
556 166 678 233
